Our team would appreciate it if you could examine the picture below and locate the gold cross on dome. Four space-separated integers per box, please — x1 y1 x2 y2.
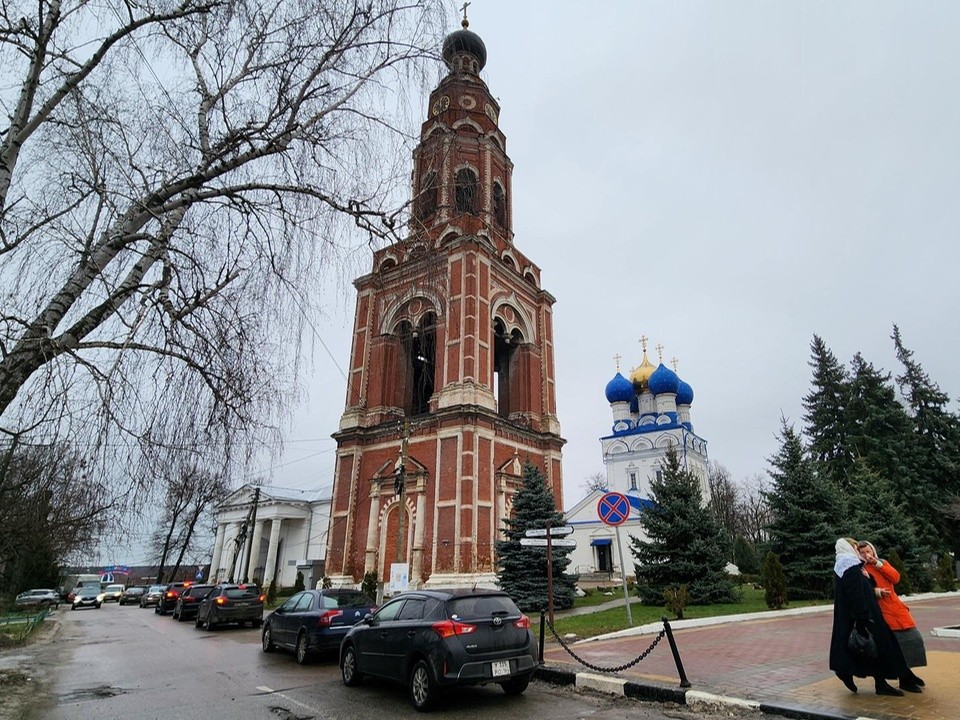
614 353 622 371
671 356 679 372
639 335 648 353
460 2 471 24
656 343 664 362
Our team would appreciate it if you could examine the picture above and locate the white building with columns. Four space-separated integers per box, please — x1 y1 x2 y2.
209 484 331 590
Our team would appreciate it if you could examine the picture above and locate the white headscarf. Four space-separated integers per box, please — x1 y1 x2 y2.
834 538 862 577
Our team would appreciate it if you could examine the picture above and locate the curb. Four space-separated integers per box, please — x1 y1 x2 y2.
533 665 863 720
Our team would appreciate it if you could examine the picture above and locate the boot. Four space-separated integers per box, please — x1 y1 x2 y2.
875 680 904 697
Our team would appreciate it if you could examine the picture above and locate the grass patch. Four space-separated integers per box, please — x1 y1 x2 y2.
538 586 831 639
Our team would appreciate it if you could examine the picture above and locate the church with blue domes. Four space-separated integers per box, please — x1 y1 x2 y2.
564 338 710 580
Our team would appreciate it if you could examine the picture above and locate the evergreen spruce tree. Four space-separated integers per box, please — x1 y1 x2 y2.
893 324 960 556
495 462 577 612
629 449 737 605
733 536 760 575
847 459 921 578
766 419 845 600
885 548 912 596
803 335 854 491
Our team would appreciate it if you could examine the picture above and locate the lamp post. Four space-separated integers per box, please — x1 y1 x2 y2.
395 419 410 563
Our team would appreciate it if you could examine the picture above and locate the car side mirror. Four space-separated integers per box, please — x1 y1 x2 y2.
363 613 375 625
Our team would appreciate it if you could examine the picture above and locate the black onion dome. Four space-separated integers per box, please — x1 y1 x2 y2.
442 28 487 71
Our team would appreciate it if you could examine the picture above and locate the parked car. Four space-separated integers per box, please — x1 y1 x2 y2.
15 589 60 609
119 586 147 606
195 584 264 630
172 584 214 622
156 582 191 615
262 589 377 664
71 586 103 610
339 589 537 711
101 583 125 603
140 584 166 608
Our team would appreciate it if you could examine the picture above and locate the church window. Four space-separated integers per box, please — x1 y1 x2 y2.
455 168 478 214
655 470 663 483
493 318 522 418
492 182 507 227
629 471 637 490
417 171 437 220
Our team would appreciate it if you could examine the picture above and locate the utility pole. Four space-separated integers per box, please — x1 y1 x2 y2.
395 418 410 563
243 487 260 583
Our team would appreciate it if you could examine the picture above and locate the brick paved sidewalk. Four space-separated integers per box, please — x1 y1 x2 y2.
541 593 960 720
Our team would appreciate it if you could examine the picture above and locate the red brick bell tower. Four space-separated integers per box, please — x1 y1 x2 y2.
324 19 564 589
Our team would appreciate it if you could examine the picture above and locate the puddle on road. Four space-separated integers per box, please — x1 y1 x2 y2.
59 684 126 702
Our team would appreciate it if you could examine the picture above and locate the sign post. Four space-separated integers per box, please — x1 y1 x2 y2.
597 491 633 626
522 524 575 626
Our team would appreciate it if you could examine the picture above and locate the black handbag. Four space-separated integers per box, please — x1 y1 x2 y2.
848 625 878 659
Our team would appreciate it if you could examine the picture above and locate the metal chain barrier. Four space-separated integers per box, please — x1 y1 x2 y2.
544 616 666 673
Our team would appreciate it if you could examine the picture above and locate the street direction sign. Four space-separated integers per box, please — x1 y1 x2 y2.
597 491 631 526
524 526 574 538
519 537 577 548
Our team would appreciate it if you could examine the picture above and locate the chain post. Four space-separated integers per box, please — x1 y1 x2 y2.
539 609 546 663
661 616 691 687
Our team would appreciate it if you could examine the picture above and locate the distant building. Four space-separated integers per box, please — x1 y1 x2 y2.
209 484 330 590
564 341 709 581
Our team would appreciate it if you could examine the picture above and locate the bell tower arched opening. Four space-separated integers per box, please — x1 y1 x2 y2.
493 318 523 418
396 312 437 416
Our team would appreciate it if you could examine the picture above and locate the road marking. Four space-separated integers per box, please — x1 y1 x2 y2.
256 686 322 715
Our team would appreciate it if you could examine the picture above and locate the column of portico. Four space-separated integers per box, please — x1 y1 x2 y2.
262 518 283 586
208 522 226 582
224 522 244 581
364 492 381 574
412 482 426 586
247 519 265 582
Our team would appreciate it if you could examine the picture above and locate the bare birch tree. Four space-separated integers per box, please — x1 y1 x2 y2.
0 1 444 499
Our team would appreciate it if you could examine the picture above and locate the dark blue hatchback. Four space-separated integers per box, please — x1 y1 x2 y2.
262 589 377 664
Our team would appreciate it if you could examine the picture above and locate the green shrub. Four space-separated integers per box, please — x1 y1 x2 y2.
293 571 305 593
886 549 913 595
935 553 957 592
322 575 332 589
267 578 277 605
761 551 788 610
664 584 689 620
361 571 378 601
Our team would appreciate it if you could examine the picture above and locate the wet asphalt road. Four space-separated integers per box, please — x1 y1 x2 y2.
29 602 751 720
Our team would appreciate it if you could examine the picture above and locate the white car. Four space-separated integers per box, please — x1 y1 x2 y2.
101 584 125 602
15 589 60 609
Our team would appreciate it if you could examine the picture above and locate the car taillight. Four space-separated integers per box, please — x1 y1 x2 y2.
215 597 226 605
258 594 265 602
315 610 342 627
165 592 174 598
514 615 531 629
431 619 477 639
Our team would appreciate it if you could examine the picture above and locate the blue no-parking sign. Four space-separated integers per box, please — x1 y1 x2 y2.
597 491 630 526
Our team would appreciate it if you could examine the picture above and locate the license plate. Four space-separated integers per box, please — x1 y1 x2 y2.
237 602 249 607
491 660 510 677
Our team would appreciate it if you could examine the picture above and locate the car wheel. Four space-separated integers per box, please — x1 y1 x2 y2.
295 632 312 665
261 625 275 653
195 614 202 628
71 605 77 611
499 674 530 696
409 658 437 711
154 605 160 614
95 603 101 609
204 613 215 631
251 618 262 629
341 644 363 687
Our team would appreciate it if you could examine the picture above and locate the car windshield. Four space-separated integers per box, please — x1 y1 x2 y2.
448 595 520 619
106 585 124 592
126 587 145 593
321 591 374 609
225 587 259 599
149 585 165 592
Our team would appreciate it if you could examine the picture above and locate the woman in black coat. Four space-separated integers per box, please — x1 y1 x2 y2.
829 538 920 695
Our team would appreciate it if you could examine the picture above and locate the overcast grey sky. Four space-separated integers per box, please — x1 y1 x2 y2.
262 1 960 511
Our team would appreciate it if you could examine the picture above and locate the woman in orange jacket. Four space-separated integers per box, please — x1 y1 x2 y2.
857 540 926 687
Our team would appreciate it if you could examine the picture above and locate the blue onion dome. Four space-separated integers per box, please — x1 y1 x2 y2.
442 19 487 71
605 372 635 403
648 363 680 395
676 379 694 405
629 351 656 392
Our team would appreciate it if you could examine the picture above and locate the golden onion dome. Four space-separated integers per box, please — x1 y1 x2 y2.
630 352 656 391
